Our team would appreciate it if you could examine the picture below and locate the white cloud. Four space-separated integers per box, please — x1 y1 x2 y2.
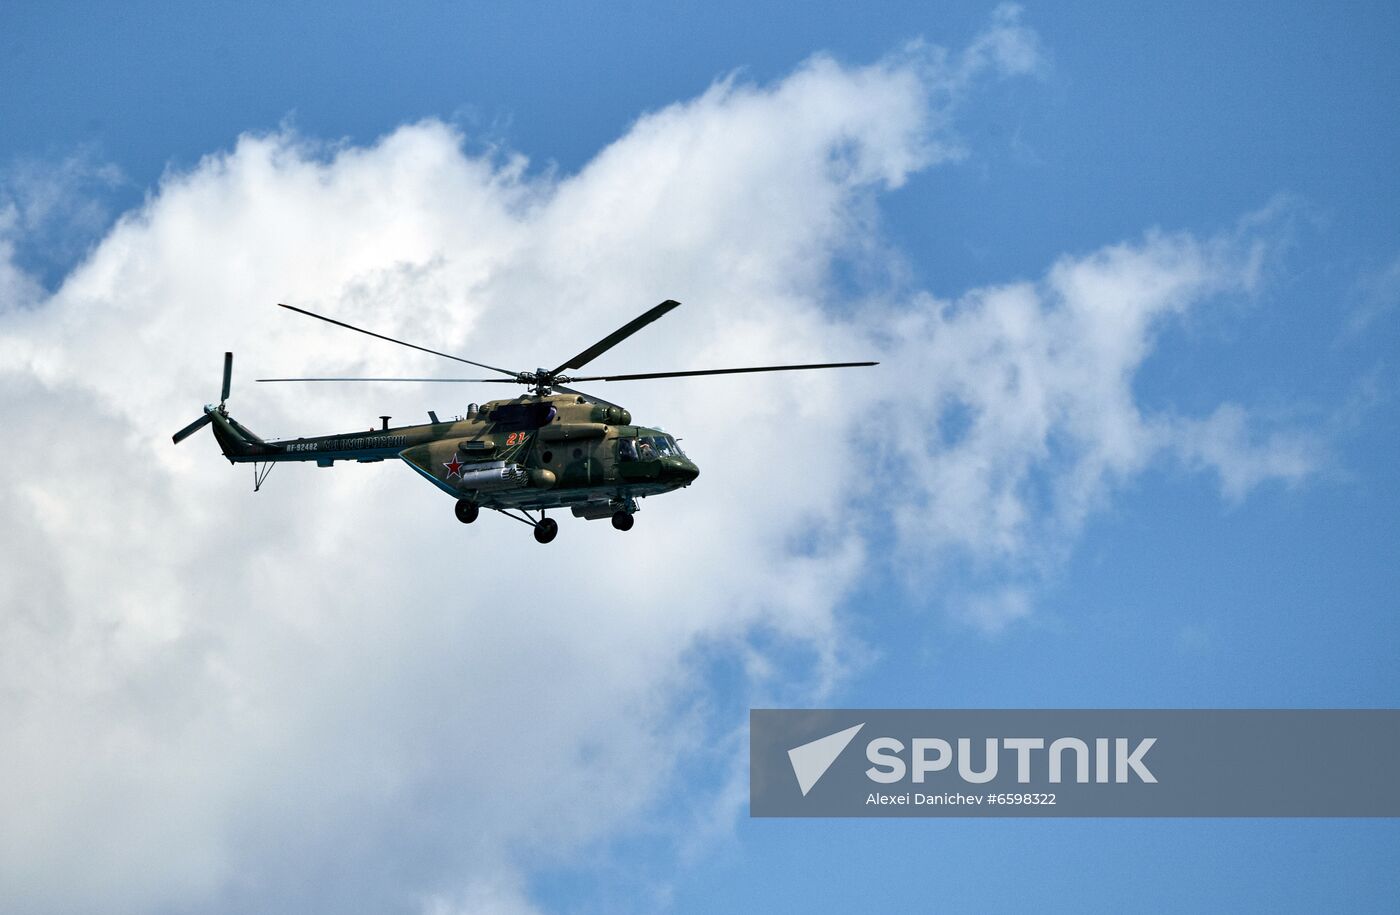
1167 403 1315 501
0 14 1309 913
1340 251 1400 341
0 147 125 286
963 3 1045 80
857 224 1313 632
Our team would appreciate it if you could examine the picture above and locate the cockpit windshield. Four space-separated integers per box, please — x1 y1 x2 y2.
628 433 685 461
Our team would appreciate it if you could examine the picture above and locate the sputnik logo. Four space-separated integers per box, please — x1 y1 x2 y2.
443 455 464 478
788 723 865 796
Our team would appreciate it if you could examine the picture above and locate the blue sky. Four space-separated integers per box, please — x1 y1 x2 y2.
2 2 1397 913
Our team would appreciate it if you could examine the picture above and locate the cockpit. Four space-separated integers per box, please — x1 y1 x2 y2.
620 432 685 461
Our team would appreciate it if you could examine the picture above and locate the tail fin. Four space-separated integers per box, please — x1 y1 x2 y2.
208 409 275 461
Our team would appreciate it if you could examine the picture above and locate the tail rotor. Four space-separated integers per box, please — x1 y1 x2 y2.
171 352 233 445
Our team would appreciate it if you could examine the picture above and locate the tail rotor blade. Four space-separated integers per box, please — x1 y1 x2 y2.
221 352 233 402
172 412 213 445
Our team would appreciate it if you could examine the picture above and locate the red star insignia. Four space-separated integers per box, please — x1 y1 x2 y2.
443 455 464 478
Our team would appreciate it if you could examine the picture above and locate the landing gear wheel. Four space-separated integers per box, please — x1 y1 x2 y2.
454 500 479 524
611 510 634 531
533 518 559 544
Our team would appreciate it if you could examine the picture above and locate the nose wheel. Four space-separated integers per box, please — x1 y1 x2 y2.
611 510 634 531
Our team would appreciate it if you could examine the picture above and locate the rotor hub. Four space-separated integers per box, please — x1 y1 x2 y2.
520 368 576 395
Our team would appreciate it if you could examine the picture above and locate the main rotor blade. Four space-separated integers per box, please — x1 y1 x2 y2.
221 352 233 402
567 361 879 382
255 376 519 383
171 412 213 444
549 299 680 376
277 303 519 377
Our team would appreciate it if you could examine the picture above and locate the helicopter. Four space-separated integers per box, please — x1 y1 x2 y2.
172 299 876 543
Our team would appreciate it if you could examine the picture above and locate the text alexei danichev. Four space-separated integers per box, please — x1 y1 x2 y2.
866 792 1058 806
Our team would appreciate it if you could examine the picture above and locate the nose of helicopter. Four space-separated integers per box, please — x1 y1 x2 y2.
661 458 700 484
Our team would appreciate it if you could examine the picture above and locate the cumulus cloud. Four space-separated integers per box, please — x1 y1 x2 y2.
0 13 1309 914
860 224 1316 630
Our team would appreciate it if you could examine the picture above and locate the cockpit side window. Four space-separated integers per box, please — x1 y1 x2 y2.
618 438 639 461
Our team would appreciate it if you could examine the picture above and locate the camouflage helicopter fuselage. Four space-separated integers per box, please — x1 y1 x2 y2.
174 299 872 542
203 391 699 522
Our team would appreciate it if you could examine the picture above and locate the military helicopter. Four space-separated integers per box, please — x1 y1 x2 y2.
172 300 875 543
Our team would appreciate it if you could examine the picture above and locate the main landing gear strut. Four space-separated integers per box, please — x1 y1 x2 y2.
453 498 635 541
457 498 557 543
